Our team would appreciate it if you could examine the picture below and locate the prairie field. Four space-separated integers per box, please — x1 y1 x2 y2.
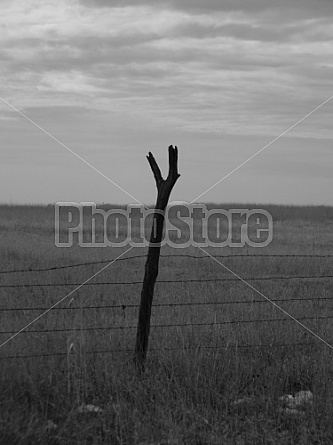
1 203 333 444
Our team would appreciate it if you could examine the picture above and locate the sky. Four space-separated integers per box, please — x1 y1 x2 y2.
0 0 332 206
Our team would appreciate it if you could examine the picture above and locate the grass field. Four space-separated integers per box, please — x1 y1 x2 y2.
1 203 333 444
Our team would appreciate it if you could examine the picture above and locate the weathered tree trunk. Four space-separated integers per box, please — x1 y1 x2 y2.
134 145 180 370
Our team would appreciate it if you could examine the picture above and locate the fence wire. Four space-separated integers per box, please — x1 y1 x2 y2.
1 294 332 312
1 253 332 360
1 274 333 289
1 252 332 275
0 315 332 336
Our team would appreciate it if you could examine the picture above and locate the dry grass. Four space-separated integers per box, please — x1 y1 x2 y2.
1 204 333 444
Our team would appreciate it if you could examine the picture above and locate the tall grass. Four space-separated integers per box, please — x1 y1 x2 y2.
1 204 333 444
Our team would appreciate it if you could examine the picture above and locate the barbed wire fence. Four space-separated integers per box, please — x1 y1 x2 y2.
1 253 332 361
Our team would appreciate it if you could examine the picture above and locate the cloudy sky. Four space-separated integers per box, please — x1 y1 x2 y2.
0 0 332 205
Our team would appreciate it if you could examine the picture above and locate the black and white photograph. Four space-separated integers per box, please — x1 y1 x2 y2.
0 0 333 443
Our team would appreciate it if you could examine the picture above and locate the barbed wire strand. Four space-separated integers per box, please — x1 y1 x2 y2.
0 247 133 351
0 314 331 335
1 252 332 358
1 294 331 312
1 273 332 289
1 253 332 275
198 246 333 351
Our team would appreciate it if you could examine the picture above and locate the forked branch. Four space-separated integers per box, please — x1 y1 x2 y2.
134 145 180 370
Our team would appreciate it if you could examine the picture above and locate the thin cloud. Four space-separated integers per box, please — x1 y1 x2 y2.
1 0 333 138
81 0 333 19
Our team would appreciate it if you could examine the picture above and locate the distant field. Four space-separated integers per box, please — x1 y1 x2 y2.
1 203 333 444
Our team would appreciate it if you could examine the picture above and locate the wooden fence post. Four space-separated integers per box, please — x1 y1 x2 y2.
134 145 180 370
